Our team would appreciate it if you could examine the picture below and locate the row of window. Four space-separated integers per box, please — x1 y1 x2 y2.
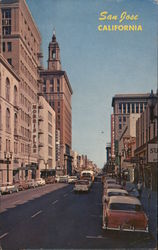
2 9 11 35
3 42 12 52
43 78 60 92
20 45 37 75
118 102 146 114
0 105 18 133
1 77 18 104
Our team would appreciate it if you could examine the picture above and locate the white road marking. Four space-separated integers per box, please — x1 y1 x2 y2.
64 193 68 197
86 235 107 239
0 232 9 239
52 200 58 205
31 210 42 218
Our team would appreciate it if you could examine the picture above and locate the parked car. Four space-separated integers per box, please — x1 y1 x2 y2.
104 183 123 190
127 186 139 198
34 178 45 186
45 176 55 184
15 181 29 191
102 196 148 232
102 188 129 203
68 176 78 184
74 180 90 192
55 175 68 183
26 179 36 188
0 183 19 194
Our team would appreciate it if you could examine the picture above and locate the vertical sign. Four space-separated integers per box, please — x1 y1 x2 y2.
148 143 158 163
32 104 38 154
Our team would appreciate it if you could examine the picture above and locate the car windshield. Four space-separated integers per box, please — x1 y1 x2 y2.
109 203 143 211
76 181 89 185
108 192 128 197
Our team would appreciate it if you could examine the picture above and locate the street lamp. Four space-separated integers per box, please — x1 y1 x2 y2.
4 151 13 183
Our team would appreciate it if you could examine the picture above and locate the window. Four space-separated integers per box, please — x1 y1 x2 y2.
48 111 52 123
119 103 122 113
127 103 130 113
119 124 122 130
6 78 10 101
52 50 56 59
50 79 54 92
140 103 143 113
3 42 5 52
6 108 10 131
48 123 52 134
48 135 52 145
14 113 18 134
136 103 139 113
123 116 126 122
7 42 12 52
57 79 60 92
48 146 52 156
2 9 11 35
119 116 122 123
14 85 18 106
132 103 135 113
7 58 12 65
123 103 126 114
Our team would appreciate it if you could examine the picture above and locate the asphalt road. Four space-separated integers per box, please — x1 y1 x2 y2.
0 181 156 250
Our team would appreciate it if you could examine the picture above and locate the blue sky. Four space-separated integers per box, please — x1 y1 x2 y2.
27 0 157 168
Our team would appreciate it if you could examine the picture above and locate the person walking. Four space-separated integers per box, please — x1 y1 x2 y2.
137 180 143 199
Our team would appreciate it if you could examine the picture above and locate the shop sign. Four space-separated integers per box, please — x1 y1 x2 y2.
32 104 38 154
148 143 158 163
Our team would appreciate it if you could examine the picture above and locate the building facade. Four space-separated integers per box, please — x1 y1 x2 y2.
38 95 56 174
112 94 149 156
0 54 20 184
135 94 158 191
0 0 42 179
40 32 73 175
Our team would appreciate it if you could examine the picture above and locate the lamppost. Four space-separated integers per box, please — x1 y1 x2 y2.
118 152 122 185
4 151 13 183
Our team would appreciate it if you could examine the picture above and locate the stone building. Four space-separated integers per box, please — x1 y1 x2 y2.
38 95 56 174
135 91 158 191
0 54 20 184
0 0 42 179
40 32 73 175
112 94 149 156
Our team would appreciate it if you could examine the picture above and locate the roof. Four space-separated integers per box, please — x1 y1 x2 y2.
106 184 122 188
107 189 128 194
112 93 150 107
109 196 141 205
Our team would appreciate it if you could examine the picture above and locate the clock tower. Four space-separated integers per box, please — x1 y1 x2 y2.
48 30 61 70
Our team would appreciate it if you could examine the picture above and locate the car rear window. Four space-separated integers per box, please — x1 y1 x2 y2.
76 181 89 185
109 203 143 211
108 192 128 197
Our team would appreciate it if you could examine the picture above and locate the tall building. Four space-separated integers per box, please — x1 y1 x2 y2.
112 94 149 155
0 0 41 179
38 95 56 173
0 54 20 184
40 32 73 175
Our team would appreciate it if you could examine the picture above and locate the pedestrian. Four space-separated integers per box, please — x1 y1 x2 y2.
137 180 143 199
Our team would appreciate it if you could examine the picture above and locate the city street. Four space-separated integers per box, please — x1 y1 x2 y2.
0 181 156 249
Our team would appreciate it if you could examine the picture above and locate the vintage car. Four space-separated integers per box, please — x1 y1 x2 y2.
26 179 37 188
68 176 78 184
15 181 29 191
73 180 90 192
0 183 19 194
104 183 123 190
55 175 68 183
102 188 129 203
45 176 55 184
34 178 46 186
104 179 117 188
102 196 148 232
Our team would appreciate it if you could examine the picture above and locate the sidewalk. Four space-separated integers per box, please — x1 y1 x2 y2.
125 181 157 240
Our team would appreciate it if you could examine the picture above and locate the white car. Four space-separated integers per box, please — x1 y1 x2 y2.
0 183 18 194
74 180 90 192
55 175 68 183
102 188 129 203
35 178 45 186
68 176 78 184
